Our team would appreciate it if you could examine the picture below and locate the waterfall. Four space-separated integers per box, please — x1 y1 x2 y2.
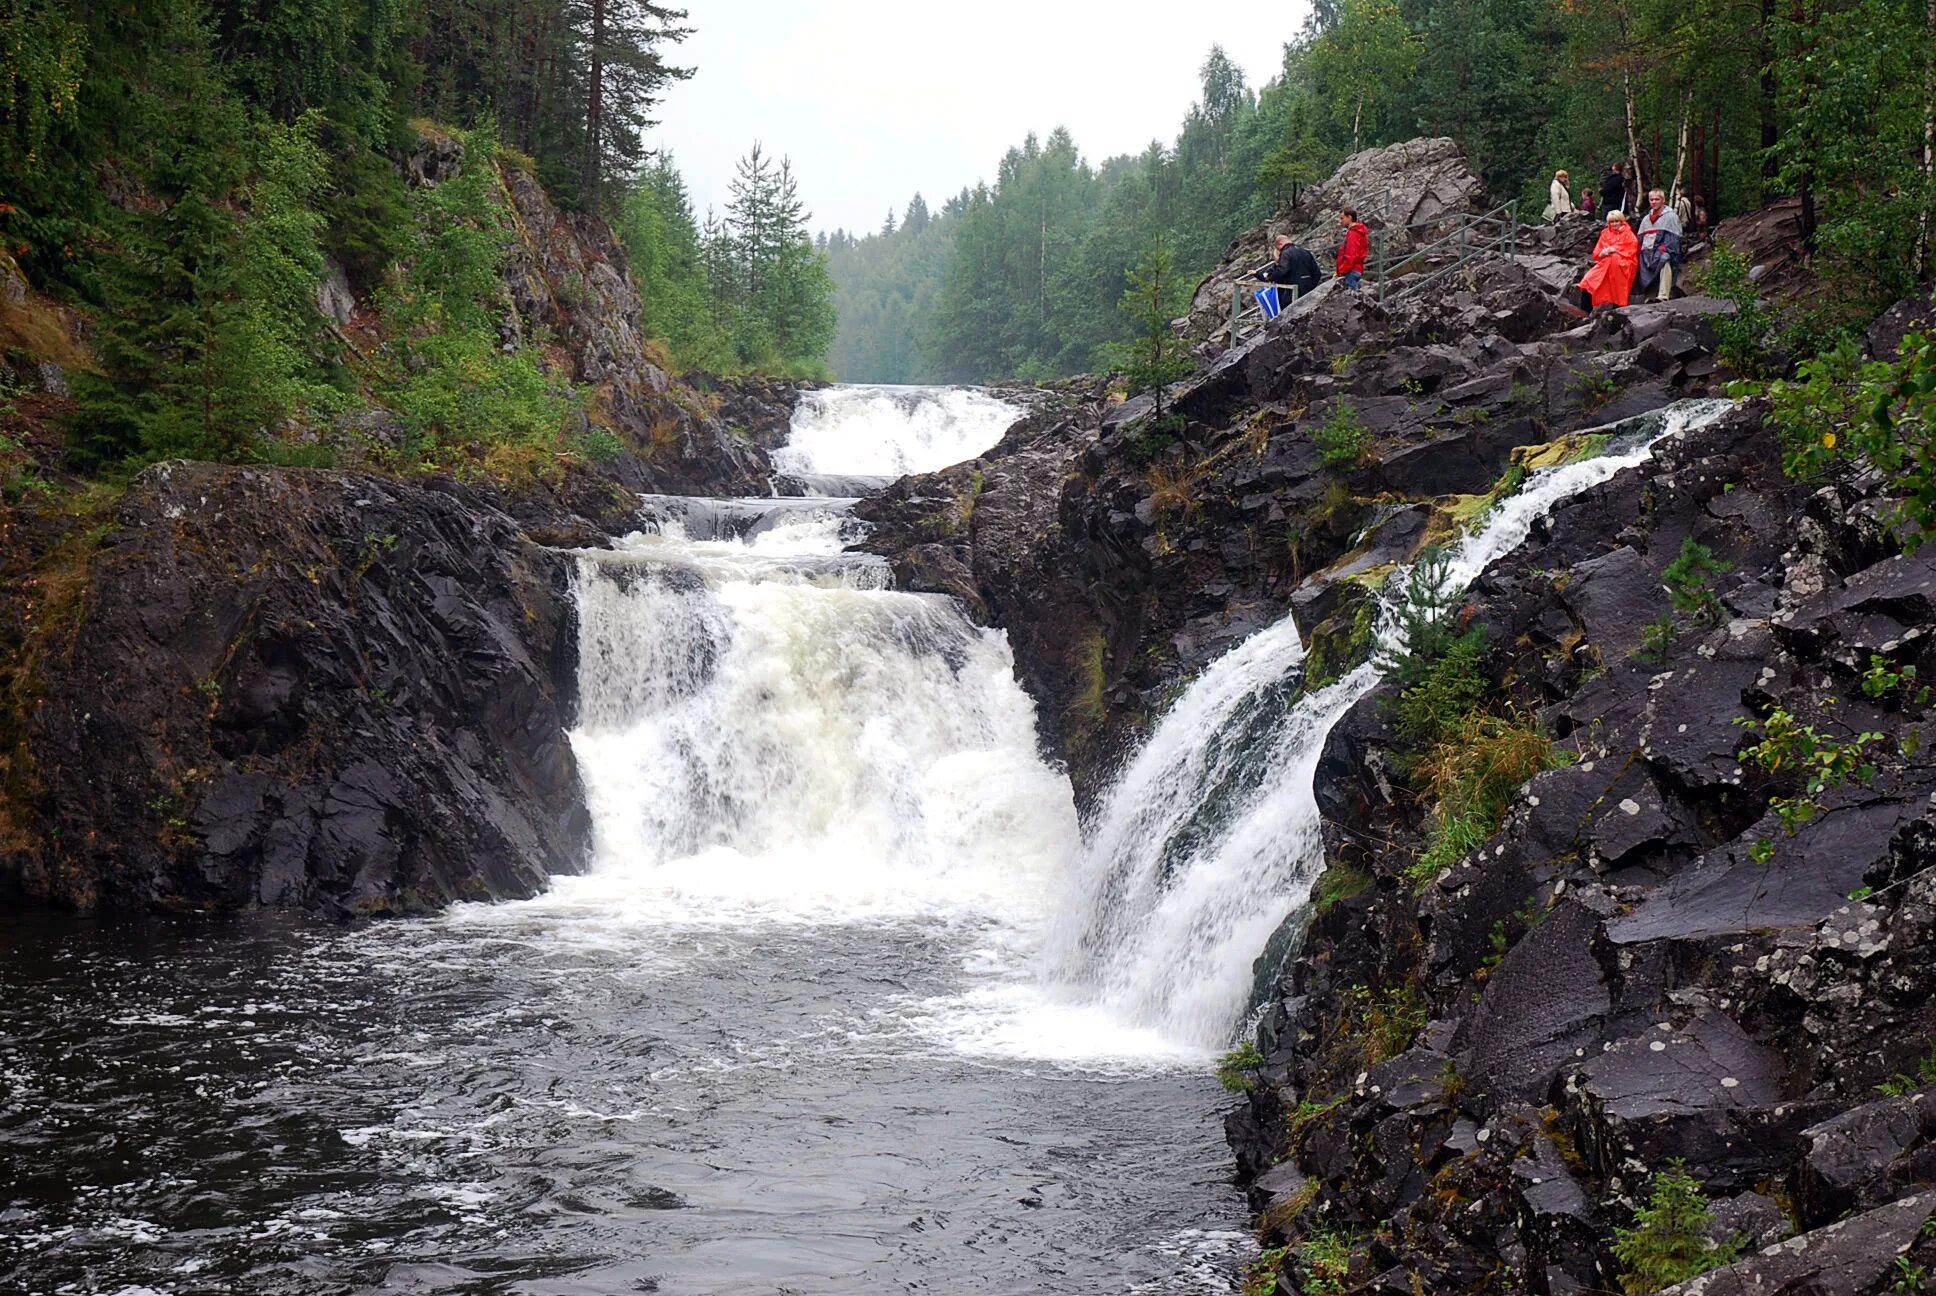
556 386 1075 933
772 385 1021 478
565 509 1078 928
1049 400 1737 1049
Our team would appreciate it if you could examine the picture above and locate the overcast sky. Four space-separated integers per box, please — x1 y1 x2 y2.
647 2 1309 237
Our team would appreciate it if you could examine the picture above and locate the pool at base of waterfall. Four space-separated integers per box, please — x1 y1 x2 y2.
0 912 1250 1295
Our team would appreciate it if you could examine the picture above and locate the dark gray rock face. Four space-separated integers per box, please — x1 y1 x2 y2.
1221 393 1936 1291
1656 1192 1936 1295
9 463 590 917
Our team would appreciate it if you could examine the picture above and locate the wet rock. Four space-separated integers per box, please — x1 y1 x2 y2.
11 463 589 916
1456 900 1613 1108
1796 1087 1936 1225
1561 1009 1819 1193
1655 1191 1936 1295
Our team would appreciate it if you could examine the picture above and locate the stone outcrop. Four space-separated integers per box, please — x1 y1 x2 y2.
1183 137 1490 348
9 462 588 917
864 257 1738 795
1220 396 1936 1292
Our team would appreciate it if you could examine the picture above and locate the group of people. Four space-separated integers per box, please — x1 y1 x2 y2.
1547 161 1701 312
1250 207 1372 311
1243 164 1701 324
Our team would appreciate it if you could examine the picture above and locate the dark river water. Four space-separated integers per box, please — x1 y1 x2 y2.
0 910 1250 1295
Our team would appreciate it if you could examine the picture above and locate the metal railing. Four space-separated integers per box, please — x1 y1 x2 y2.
1222 194 1518 346
1228 281 1302 345
1370 199 1520 305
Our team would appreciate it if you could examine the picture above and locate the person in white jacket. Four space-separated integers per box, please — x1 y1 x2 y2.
1544 169 1575 222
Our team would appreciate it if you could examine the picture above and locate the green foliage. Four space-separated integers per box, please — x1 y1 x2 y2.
1875 1044 1936 1097
1393 628 1488 750
1313 399 1369 468
1408 710 1566 888
72 107 340 466
1663 538 1731 624
1375 546 1469 695
1766 331 1936 553
1313 860 1374 913
1295 1227 1362 1296
1216 1040 1267 1093
371 121 578 464
1702 246 1776 378
1737 703 1883 837
1863 654 1933 707
617 156 737 373
1106 235 1197 425
1612 1161 1743 1294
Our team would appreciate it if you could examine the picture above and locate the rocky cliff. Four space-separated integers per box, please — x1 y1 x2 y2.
864 258 1732 799
0 140 816 917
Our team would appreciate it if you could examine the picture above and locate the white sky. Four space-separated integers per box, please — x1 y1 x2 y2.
647 2 1308 237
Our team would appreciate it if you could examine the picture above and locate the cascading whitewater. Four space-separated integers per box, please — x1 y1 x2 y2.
563 507 1077 929
773 385 1021 479
1049 400 1737 1049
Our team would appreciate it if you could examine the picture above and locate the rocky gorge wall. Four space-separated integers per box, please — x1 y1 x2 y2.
0 141 816 917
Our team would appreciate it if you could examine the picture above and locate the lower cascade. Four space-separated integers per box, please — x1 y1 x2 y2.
1049 398 1737 1048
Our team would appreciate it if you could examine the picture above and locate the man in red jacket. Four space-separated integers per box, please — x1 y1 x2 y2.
1336 207 1370 290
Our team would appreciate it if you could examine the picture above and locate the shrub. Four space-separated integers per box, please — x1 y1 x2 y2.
1612 1161 1742 1293
1765 330 1936 552
1663 538 1731 624
1703 244 1775 377
1407 710 1566 888
1216 1040 1267 1093
1375 546 1468 694
1313 398 1369 468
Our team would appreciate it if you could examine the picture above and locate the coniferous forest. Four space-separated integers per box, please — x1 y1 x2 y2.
0 0 835 475
829 2 1936 384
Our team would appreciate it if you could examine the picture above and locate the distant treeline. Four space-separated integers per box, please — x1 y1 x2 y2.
827 0 1936 384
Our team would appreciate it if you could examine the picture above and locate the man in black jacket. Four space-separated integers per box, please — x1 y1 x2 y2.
1256 235 1320 298
1600 162 1627 216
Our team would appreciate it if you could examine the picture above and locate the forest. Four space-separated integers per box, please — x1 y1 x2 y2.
828 0 1936 384
0 0 835 474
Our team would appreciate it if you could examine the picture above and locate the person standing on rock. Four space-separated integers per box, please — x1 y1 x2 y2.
1577 209 1639 309
1580 186 1597 218
1256 235 1320 300
1545 169 1575 221
1634 188 1684 301
1336 208 1370 290
1601 162 1627 216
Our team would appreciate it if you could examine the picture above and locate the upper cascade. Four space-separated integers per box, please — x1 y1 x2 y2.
773 386 1020 479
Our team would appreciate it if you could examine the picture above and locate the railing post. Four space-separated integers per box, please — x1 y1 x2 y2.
1231 282 1241 342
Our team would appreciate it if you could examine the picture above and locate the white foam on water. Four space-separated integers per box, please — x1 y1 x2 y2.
471 393 1734 1072
772 385 1020 478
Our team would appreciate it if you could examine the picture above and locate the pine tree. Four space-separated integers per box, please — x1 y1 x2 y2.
1106 235 1195 429
1611 1162 1742 1294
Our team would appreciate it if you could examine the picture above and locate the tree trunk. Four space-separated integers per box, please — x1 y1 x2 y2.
582 0 606 203
1920 0 1935 280
1353 94 1364 153
1624 71 1646 200
1760 0 1780 197
1670 97 1691 203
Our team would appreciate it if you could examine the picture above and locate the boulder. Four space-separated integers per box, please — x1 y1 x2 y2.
1184 138 1489 346
1655 1191 1936 1295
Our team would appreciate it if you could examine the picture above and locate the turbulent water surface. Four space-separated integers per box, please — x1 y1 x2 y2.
0 387 1251 1296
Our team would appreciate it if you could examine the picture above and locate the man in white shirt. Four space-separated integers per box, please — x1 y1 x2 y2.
1636 189 1684 301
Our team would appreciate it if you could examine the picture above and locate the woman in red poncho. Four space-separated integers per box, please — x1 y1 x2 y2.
1578 210 1639 309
